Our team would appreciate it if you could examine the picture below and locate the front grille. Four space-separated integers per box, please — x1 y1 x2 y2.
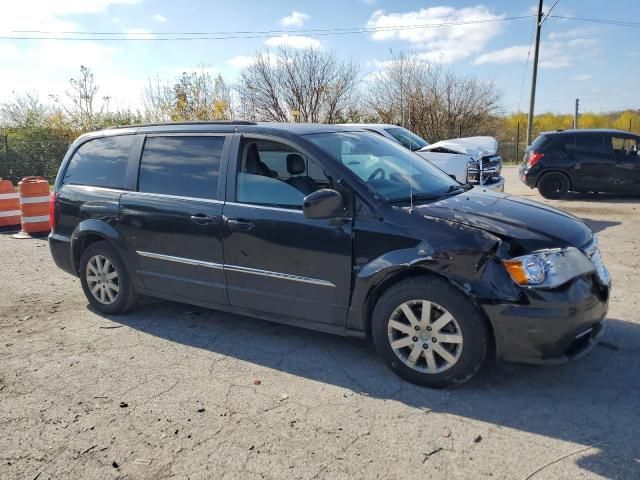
482 155 501 170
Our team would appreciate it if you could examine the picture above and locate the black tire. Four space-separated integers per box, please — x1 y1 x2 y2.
538 172 569 199
371 276 489 388
79 240 137 314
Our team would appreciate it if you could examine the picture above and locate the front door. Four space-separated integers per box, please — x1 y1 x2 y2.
119 134 229 305
610 135 640 193
568 133 612 191
222 136 353 327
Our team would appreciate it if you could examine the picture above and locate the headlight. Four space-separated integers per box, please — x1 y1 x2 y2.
502 247 596 289
467 161 480 184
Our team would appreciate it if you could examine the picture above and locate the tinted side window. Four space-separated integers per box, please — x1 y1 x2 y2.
575 134 605 153
63 135 133 188
531 135 548 150
138 136 225 200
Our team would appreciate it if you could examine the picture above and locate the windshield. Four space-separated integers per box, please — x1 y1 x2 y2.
305 131 460 203
385 127 429 151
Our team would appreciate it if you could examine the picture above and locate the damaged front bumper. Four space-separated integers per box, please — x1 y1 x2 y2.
482 275 609 364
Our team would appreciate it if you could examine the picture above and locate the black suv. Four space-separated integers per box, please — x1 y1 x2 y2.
49 122 610 388
521 129 640 198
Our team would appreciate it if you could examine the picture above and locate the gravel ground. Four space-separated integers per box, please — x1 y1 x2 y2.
1 166 639 480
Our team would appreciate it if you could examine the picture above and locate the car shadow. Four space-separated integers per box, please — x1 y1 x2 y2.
96 301 640 478
560 192 640 203
579 217 622 234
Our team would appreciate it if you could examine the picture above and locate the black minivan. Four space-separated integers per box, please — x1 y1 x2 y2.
49 122 610 388
521 129 640 198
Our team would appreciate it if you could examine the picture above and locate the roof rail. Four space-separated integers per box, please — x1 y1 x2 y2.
105 120 257 129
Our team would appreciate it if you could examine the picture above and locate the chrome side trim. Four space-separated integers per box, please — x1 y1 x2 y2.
137 251 223 269
137 250 335 287
124 191 224 204
66 185 224 204
224 201 303 214
224 264 335 287
65 184 129 194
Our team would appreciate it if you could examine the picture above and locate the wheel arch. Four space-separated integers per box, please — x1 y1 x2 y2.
360 266 497 357
70 219 125 273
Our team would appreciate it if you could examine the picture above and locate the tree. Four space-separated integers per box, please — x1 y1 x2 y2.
143 76 174 122
236 47 359 123
367 52 502 141
0 91 48 128
66 65 102 131
144 69 233 122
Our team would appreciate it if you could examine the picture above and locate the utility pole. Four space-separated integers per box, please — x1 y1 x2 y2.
573 98 579 129
526 0 544 146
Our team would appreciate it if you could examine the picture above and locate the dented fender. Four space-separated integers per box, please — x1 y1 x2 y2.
346 216 520 333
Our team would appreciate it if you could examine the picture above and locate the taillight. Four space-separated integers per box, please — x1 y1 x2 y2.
528 151 544 168
49 191 57 230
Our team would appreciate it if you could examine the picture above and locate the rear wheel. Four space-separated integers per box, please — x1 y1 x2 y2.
79 241 137 314
371 276 489 388
538 172 569 199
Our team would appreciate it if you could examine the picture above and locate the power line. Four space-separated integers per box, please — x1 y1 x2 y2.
12 17 534 36
516 20 538 112
540 0 561 25
0 16 542 41
548 15 640 27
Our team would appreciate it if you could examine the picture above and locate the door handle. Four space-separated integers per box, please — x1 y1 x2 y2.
226 219 255 231
190 213 220 225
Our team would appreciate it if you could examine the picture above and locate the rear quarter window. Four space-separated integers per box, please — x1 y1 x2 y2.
63 135 133 189
531 135 548 150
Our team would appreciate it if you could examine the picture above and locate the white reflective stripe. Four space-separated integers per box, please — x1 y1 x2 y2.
0 210 21 217
20 195 50 204
0 192 19 200
22 215 49 223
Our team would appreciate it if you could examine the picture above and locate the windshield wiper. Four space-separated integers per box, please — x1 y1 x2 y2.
389 193 442 203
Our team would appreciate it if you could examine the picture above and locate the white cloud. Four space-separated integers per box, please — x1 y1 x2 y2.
366 6 505 63
566 38 598 48
264 34 321 49
0 0 141 107
570 74 592 81
473 29 601 70
279 11 310 27
227 55 256 69
0 0 142 32
152 13 167 23
227 53 282 70
125 28 155 39
548 26 599 41
474 45 530 65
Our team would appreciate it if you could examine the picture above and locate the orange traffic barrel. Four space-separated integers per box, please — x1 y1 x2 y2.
14 176 50 238
0 178 20 227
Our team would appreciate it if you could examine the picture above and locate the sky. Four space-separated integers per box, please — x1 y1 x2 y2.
0 0 638 114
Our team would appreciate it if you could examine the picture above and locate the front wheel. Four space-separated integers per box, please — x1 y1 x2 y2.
79 241 137 314
371 276 489 388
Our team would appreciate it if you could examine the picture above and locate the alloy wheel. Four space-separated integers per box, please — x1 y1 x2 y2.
86 254 119 305
387 300 463 373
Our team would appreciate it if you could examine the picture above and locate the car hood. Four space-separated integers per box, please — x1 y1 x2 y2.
411 189 592 251
419 136 498 161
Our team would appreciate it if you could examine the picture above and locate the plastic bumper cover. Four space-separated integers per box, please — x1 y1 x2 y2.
483 275 609 364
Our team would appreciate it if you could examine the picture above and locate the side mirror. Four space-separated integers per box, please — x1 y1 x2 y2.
303 189 345 219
